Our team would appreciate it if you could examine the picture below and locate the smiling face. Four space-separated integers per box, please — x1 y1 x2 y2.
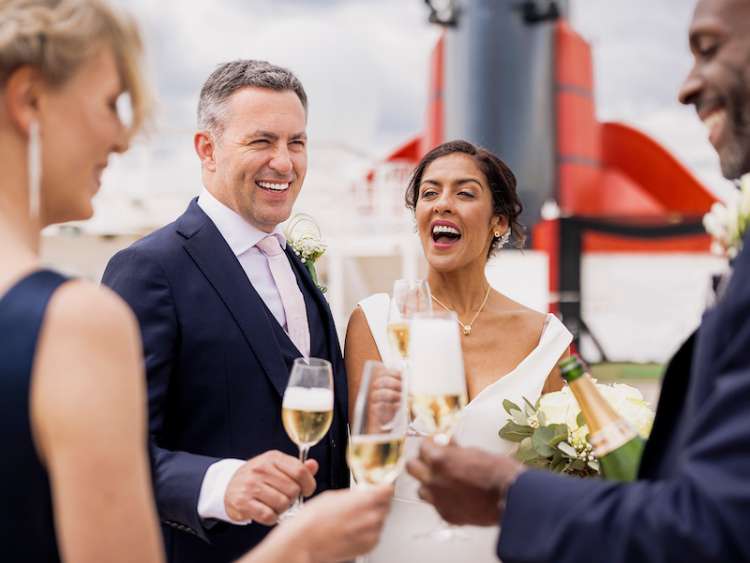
679 0 750 179
414 153 506 273
38 48 128 224
197 86 307 232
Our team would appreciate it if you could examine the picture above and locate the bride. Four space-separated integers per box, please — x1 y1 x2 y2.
344 140 572 562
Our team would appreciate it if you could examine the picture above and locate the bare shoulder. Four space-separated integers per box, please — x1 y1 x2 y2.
345 305 369 342
346 305 383 356
492 292 547 337
37 279 143 392
47 280 138 333
31 280 145 461
344 305 382 418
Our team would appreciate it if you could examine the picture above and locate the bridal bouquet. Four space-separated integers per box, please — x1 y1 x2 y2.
499 383 654 477
703 173 750 259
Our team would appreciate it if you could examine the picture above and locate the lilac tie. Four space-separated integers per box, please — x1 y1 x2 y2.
256 236 310 358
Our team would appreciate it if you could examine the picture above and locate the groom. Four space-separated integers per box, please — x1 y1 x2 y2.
409 0 750 561
103 60 348 563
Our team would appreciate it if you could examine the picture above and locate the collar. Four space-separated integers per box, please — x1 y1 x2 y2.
197 187 286 256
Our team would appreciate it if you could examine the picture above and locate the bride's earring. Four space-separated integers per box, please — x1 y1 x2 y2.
28 119 42 221
495 229 510 247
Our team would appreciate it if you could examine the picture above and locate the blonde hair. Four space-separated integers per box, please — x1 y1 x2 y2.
0 0 152 137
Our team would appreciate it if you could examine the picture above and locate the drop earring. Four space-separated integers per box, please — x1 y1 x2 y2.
495 230 510 247
28 119 41 221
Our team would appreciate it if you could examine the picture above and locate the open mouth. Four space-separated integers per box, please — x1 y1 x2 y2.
257 180 291 192
431 221 462 247
698 101 728 148
703 109 727 147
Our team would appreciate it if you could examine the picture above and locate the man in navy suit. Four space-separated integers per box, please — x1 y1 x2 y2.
103 60 349 563
408 0 750 561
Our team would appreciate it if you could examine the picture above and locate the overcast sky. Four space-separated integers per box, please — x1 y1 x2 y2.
102 0 734 205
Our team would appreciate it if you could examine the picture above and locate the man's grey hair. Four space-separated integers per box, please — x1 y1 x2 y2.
197 59 307 136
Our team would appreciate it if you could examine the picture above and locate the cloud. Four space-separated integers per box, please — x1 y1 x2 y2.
99 0 730 228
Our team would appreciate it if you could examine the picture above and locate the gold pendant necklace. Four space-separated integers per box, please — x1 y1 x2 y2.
431 285 491 336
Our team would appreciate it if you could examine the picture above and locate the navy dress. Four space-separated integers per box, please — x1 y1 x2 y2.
0 270 69 562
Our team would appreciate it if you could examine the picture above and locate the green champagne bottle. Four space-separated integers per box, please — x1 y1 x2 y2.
559 355 645 481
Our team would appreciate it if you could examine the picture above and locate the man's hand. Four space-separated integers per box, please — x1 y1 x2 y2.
225 451 318 525
406 438 525 526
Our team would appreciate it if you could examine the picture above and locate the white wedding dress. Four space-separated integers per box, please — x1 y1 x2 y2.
357 293 573 563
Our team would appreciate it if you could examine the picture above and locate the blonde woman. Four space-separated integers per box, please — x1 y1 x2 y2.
0 2 390 562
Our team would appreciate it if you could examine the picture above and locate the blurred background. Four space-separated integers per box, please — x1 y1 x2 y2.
41 0 730 402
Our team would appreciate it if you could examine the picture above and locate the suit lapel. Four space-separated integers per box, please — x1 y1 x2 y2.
638 329 697 477
286 248 336 357
177 200 290 398
286 248 348 420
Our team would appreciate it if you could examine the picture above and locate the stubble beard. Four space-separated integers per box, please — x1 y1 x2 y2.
719 65 750 180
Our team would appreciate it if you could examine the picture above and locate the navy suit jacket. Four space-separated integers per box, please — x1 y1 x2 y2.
102 199 349 563
496 235 750 563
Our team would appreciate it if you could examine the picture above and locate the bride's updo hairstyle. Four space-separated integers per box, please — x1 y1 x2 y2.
0 0 151 137
405 139 525 255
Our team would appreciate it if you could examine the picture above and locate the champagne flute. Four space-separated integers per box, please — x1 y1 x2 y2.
386 279 432 364
408 311 469 541
408 311 467 442
281 357 334 518
348 361 408 487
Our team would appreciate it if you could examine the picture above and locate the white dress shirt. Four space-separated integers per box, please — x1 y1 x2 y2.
195 188 290 525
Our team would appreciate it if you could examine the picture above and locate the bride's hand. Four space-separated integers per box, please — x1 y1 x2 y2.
407 438 525 526
365 368 402 433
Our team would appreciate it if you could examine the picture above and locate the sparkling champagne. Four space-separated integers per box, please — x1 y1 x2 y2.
282 387 334 448
559 355 645 481
387 322 410 359
347 434 406 485
409 393 467 436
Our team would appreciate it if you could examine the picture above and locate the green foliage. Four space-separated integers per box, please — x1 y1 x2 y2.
498 397 599 478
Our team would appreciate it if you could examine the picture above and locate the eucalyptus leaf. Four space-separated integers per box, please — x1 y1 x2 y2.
545 423 570 446
550 453 568 472
532 428 556 457
557 441 578 458
517 437 540 463
503 399 522 416
570 458 585 471
499 421 534 442
526 458 550 470
523 397 537 417
518 450 541 464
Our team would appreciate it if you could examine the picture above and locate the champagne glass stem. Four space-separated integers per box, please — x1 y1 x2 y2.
293 445 310 509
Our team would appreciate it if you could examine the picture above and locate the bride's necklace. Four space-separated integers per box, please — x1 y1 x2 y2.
431 285 491 336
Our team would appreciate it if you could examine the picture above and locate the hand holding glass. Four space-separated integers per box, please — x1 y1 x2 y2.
348 361 408 486
408 311 468 441
281 358 334 517
387 279 432 362
408 312 469 541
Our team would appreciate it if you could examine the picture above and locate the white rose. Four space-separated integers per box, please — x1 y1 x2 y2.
703 204 728 240
597 383 655 437
538 388 579 428
740 174 750 218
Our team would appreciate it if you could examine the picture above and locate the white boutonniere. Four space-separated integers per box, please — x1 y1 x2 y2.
285 213 327 293
703 173 750 259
